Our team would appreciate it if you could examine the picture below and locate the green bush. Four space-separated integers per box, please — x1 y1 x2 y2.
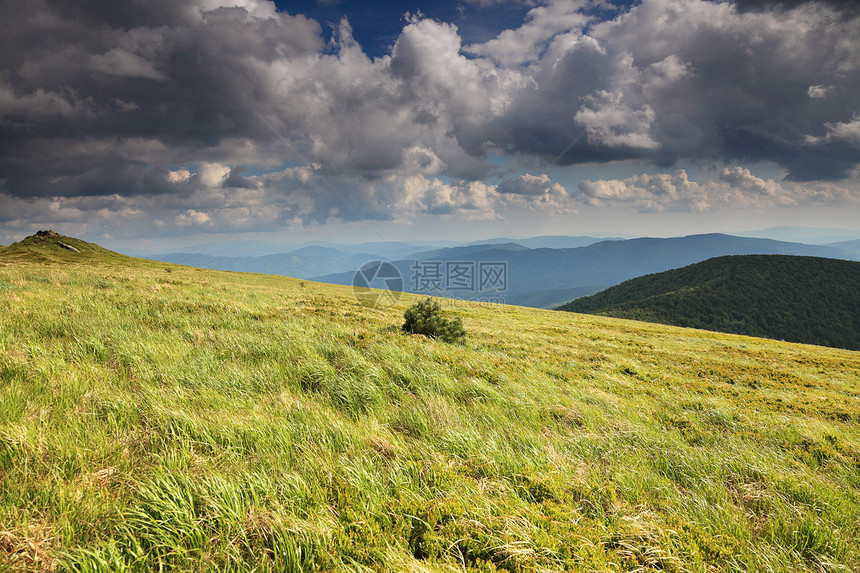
402 298 466 344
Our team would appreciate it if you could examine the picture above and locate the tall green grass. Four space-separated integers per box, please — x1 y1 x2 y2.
0 238 858 571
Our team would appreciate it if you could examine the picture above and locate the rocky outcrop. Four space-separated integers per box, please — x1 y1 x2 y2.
28 230 81 252
58 241 81 253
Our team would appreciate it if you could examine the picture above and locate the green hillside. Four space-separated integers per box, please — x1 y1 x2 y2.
2 234 860 572
557 255 860 351
0 230 129 264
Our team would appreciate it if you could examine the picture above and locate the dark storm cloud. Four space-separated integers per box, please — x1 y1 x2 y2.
0 0 323 199
223 167 259 190
42 0 198 28
732 0 860 15
481 0 860 180
1 0 859 236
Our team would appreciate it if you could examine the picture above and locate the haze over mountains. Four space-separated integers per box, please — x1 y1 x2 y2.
732 226 860 245
149 236 616 283
152 232 860 309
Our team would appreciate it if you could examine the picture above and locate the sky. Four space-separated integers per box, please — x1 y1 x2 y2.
1 0 859 253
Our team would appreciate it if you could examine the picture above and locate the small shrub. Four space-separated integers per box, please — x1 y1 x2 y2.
402 298 466 344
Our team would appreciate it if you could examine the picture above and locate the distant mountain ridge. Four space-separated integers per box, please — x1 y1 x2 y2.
732 226 860 244
465 236 622 249
830 239 860 260
557 255 860 351
315 233 850 308
408 242 531 260
147 233 854 309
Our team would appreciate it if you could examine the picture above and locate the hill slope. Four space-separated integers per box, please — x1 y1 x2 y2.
152 250 378 280
0 229 130 264
1 235 859 572
557 255 860 350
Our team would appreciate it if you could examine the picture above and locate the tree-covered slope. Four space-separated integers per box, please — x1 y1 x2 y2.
557 255 860 350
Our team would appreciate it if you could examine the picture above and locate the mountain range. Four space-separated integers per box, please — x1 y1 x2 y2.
313 233 855 308
149 233 859 309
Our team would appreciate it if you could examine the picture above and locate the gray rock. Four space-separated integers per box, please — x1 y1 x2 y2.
58 241 80 253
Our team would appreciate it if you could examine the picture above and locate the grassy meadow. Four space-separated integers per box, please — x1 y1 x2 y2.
1 233 859 572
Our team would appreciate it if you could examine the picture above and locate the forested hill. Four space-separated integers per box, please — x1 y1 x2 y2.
556 255 860 350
